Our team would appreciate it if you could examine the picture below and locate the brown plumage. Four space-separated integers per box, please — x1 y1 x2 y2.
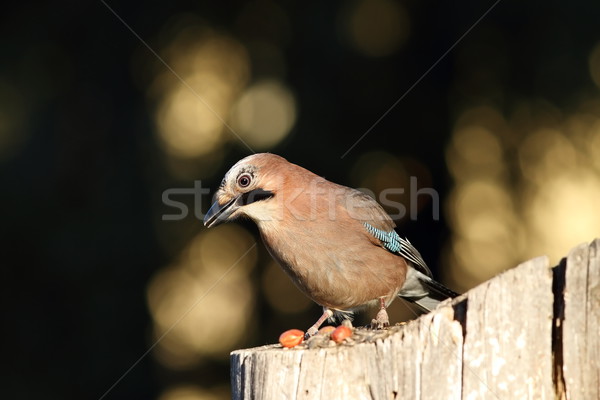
204 153 458 336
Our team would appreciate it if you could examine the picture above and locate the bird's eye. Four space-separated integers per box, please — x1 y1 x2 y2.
237 173 252 188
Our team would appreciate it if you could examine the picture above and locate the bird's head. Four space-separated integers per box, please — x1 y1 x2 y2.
203 153 287 228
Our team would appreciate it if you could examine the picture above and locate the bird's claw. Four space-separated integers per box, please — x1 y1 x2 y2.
305 326 319 339
371 308 390 329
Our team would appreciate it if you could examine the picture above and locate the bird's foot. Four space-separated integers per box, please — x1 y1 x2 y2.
305 308 334 339
305 326 319 339
371 308 390 329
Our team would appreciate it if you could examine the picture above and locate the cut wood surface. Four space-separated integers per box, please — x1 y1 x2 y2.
231 239 600 400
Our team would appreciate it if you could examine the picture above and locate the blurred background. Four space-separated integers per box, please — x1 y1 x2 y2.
2 0 600 399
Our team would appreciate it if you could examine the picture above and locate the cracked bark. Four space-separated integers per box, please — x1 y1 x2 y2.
552 259 566 400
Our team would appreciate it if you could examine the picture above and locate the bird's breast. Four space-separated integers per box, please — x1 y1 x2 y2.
257 220 407 310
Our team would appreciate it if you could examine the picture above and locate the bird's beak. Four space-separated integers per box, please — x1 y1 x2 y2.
203 195 243 228
203 188 275 228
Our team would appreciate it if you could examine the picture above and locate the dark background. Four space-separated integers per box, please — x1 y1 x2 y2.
2 1 600 399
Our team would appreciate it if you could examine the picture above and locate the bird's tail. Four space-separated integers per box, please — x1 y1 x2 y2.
399 267 460 312
410 276 460 311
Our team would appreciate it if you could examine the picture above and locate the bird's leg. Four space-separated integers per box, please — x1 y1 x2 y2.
306 308 333 338
372 297 390 329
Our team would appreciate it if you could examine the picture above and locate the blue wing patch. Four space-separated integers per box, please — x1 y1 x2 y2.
363 222 432 276
363 223 402 253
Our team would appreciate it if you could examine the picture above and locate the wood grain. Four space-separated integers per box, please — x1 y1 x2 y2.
562 239 600 400
230 240 599 400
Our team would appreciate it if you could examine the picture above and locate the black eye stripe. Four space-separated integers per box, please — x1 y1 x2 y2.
240 188 274 205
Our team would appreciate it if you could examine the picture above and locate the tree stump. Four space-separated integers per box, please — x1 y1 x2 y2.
231 239 600 399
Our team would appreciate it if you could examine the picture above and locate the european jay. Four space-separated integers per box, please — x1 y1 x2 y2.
204 153 458 336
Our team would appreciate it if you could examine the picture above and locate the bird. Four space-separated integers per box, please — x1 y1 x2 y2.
203 153 458 337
